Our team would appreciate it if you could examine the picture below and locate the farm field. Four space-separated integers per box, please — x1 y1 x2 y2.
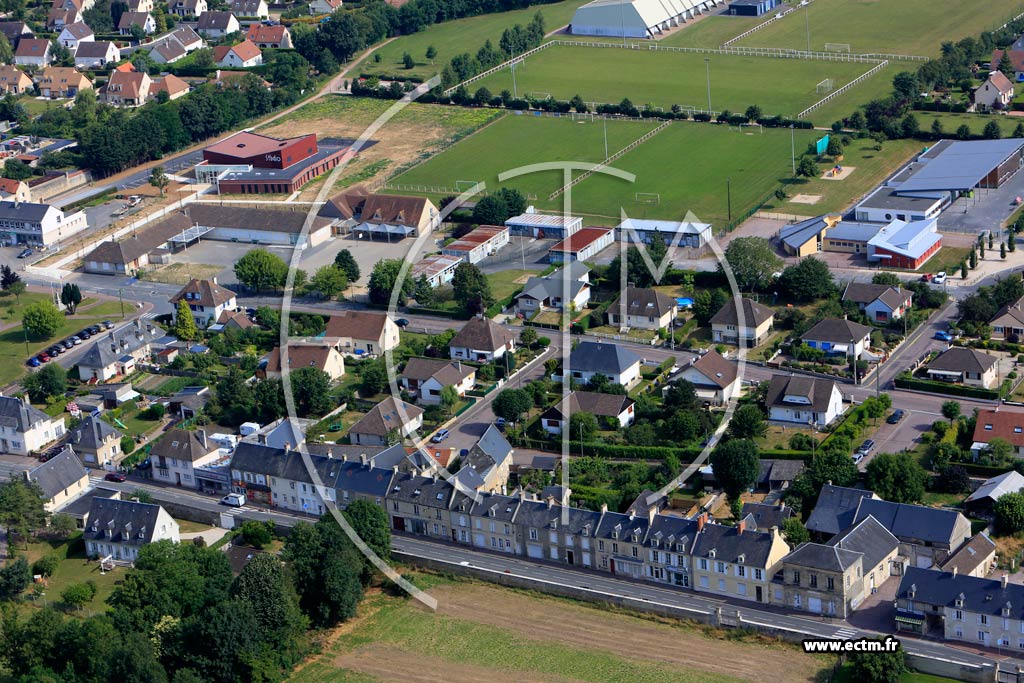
353 0 590 81
288 578 831 683
392 113 659 201
659 14 762 48
736 0 1024 57
470 44 874 118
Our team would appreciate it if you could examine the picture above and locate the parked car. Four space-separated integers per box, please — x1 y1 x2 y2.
431 428 450 443
38 352 51 362
102 320 114 330
57 340 71 350
47 346 62 356
920 273 933 282
70 336 82 345
495 417 507 431
220 493 246 507
933 331 954 342
856 439 875 455
852 453 864 465
88 325 102 335
26 357 40 367
104 472 127 482
887 409 905 424
16 248 32 259
395 318 410 328
933 272 947 284
78 330 91 340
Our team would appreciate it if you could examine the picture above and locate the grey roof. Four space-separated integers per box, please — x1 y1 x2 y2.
608 287 677 318
197 10 235 29
595 509 650 544
348 397 423 438
646 514 698 549
85 212 192 265
517 499 604 536
461 424 512 477
966 470 1024 504
367 443 435 473
940 533 997 576
691 522 775 568
740 502 793 530
568 341 641 376
894 139 1024 193
801 317 872 345
765 375 841 413
828 515 899 571
896 567 1024 618
387 471 451 507
853 498 967 545
824 220 883 242
0 200 55 222
467 492 521 521
542 390 634 421
231 441 394 497
402 357 475 386
187 204 330 234
756 459 806 486
58 485 118 519
0 395 54 433
785 542 862 572
805 484 876 536
84 498 167 545
78 321 162 370
928 347 998 374
841 282 912 310
780 215 829 250
688 350 737 389
150 428 216 463
229 0 264 13
69 415 121 450
990 294 1024 328
708 297 774 327
518 263 590 303
27 446 86 500
449 317 515 352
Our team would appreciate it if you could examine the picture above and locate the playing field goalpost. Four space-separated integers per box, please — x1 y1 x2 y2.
635 192 660 205
527 92 551 100
816 78 834 94
824 43 851 53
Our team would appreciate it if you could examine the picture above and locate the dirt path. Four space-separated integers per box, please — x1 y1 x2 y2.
428 583 825 683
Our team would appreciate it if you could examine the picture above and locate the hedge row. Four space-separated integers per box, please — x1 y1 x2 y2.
404 305 471 320
894 376 1000 400
485 289 522 318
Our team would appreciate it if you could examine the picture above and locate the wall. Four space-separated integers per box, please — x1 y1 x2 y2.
33 169 91 204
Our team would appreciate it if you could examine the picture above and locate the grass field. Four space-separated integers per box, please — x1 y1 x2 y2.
470 45 874 118
393 114 658 201
660 15 762 48
354 0 590 80
737 0 1024 56
914 111 1024 138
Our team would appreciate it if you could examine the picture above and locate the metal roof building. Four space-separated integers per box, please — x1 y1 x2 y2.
569 0 723 38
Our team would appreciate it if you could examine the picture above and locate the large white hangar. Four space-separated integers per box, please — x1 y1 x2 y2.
569 0 722 39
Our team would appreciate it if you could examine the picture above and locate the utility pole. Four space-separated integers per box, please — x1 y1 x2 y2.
726 177 732 222
804 3 811 52
118 288 125 319
511 60 518 100
704 58 712 114
790 124 796 174
603 117 608 159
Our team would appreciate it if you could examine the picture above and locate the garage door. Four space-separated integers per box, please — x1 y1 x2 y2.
473 533 485 548
808 597 822 613
526 543 543 559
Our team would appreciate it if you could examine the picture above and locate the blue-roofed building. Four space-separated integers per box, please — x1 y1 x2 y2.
617 217 712 249
821 220 883 254
866 217 942 270
778 215 839 257
505 212 582 239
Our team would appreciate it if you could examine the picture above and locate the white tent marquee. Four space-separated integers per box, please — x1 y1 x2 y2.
569 0 721 38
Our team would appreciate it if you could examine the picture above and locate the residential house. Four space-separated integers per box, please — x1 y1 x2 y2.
853 497 972 569
925 347 999 389
217 309 254 331
800 317 872 357
14 38 52 67
965 470 1024 518
940 533 997 578
0 396 65 455
229 0 268 17
590 506 652 579
26 446 89 512
993 48 1024 80
83 211 191 275
675 350 739 405
754 460 805 492
690 515 790 604
640 513 698 587
765 374 846 428
400 357 475 405
458 492 523 555
149 73 190 101
0 22 32 48
320 190 438 240
148 26 204 64
196 11 240 38
68 415 123 470
47 7 80 31
264 344 345 381
83 498 179 562
0 179 31 203
0 65 31 95
347 396 423 447
127 0 154 11
167 386 209 420
323 310 400 355
452 425 513 493
505 496 606 568
74 40 119 68
150 429 220 488
841 282 913 323
57 21 92 51
971 408 1024 459
805 484 878 539
607 286 677 330
101 67 151 106
975 71 1014 110
37 66 91 98
213 39 262 68
541 391 635 434
989 294 1024 340
449 316 516 362
77 319 162 381
515 261 591 314
565 341 642 388
386 471 453 537
740 502 793 530
117 11 156 35
309 0 342 13
709 297 775 346
169 0 206 16
0 200 87 247
169 278 237 327
245 23 292 48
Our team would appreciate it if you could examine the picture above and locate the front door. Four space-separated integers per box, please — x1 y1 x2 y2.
756 586 763 602
566 550 574 565
393 516 405 532
175 473 181 485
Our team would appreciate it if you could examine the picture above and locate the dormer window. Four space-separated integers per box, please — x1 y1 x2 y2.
709 548 717 558
549 519 557 530
955 592 964 608
1004 602 1013 618
631 532 640 543
582 524 590 537
737 554 745 564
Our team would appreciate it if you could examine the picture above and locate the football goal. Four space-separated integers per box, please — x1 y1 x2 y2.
824 43 851 53
816 78 835 94
527 92 551 100
635 192 660 205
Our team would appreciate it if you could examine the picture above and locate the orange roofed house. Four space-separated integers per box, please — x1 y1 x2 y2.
101 67 150 107
971 408 1024 458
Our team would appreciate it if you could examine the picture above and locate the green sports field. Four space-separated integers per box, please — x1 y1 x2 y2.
737 0 1024 57
393 113 659 201
660 15 762 48
469 45 878 118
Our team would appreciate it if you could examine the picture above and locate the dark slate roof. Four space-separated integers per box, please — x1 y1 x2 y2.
841 282 912 309
542 391 634 421
150 428 216 463
27 446 86 500
765 375 841 413
928 347 998 374
402 357 475 385
85 212 192 265
69 415 121 450
569 341 641 376
449 317 515 352
608 286 677 318
0 201 52 222
940 533 997 576
756 459 806 486
0 395 53 432
740 502 793 530
78 321 163 370
468 493 521 522
853 498 966 546
709 297 774 327
785 542 862 572
516 499 604 536
84 498 168 545
462 424 513 475
691 522 775 568
595 509 650 543
801 317 872 344
805 484 876 536
348 397 423 438
896 567 1024 619
187 204 330 234
828 515 899 571
646 514 699 550
387 471 451 507
231 441 393 497
197 10 235 29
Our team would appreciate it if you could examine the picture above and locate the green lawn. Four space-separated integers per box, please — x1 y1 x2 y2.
471 45 875 118
809 62 904 126
915 111 1024 138
102 401 164 439
394 114 658 200
487 268 540 299
21 533 120 615
659 15 762 48
736 0 1024 57
353 0 591 81
921 246 972 276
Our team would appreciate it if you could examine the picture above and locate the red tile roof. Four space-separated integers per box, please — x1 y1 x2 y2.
973 408 1024 448
549 227 612 254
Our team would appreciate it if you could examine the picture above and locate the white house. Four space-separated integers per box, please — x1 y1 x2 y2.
324 311 401 356
565 341 642 388
213 39 262 68
74 40 119 68
150 428 221 489
58 21 93 51
264 344 346 381
228 0 268 17
449 317 516 362
400 357 476 405
541 391 635 434
766 375 845 428
515 261 591 315
348 397 423 447
0 396 65 456
841 282 912 324
709 297 775 346
800 318 872 358
926 347 999 389
14 38 52 67
675 350 738 405
83 498 179 563
77 319 163 382
117 11 156 35
196 11 240 37
169 0 206 16
607 286 677 330
25 446 89 512
411 253 462 288
975 71 1014 110
169 278 237 328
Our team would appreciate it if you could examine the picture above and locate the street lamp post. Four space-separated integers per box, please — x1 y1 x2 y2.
704 58 712 114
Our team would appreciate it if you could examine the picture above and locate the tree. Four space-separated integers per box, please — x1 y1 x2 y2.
359 360 387 396
238 520 273 549
778 257 836 302
174 300 199 341
692 288 728 326
1011 230 1017 252
1002 241 1007 259
871 272 901 286
22 363 66 403
826 137 843 157
720 237 782 292
333 248 360 283
930 118 944 138
961 261 968 279
282 518 365 627
937 464 970 494
781 517 810 546
451 262 493 314
0 557 30 600
342 498 391 561
984 120 1002 140
995 491 1024 534
727 404 767 439
0 478 47 547
709 438 759 505
569 411 598 442
492 388 532 423
439 384 459 417
291 366 332 416
796 155 818 177
367 258 413 306
59 282 81 314
402 51 414 69
1000 49 1016 79
310 264 347 300
471 194 510 225
744 104 762 121
61 581 96 611
865 453 928 504
0 34 12 64
892 71 918 99
2 158 30 180
0 263 20 290
941 400 961 423
425 45 436 63
230 551 306 651
520 327 538 348
22 301 63 339
149 165 169 197
234 249 288 293
848 642 909 683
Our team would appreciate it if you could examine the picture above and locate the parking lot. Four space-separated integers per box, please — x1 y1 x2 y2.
938 167 1024 233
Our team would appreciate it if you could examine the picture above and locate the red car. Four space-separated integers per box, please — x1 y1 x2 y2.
104 472 127 482
37 352 51 362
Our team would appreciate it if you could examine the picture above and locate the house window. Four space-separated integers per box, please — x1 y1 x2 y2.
718 579 726 591
793 571 801 585
810 574 818 588
699 558 708 570
754 569 763 581
598 540 605 551
827 577 835 591
699 576 709 588
981 615 989 625
529 528 538 540
737 565 745 578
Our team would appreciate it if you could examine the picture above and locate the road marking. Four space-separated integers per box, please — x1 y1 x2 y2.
833 628 858 639
141 312 157 320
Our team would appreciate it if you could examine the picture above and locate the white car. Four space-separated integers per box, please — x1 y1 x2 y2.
933 272 947 284
220 493 246 507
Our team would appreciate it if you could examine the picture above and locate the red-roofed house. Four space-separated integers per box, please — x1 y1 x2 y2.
976 71 1015 110
548 227 614 263
992 49 1024 81
15 38 52 67
972 408 1024 457
0 179 30 203
150 73 190 101
102 68 151 107
245 23 292 48
440 225 509 264
213 39 262 67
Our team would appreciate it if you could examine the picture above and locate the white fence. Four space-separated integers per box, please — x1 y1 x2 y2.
441 41 555 95
797 59 889 118
720 6 796 47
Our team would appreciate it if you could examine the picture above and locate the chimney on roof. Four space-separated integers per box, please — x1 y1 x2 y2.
22 469 30 482
546 496 554 508
697 511 708 532
212 276 217 285
738 518 746 535
258 433 267 445
284 441 291 452
953 566 958 577
1004 574 1010 589
360 454 367 466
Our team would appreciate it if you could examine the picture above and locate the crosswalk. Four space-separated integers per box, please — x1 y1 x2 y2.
140 312 157 320
833 627 858 640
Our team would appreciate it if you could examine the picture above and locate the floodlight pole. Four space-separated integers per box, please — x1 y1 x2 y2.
511 60 518 100
704 58 712 114
603 117 608 158
727 177 732 222
804 4 811 52
790 125 796 174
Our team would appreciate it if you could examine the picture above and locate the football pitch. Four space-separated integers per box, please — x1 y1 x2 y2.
469 45 878 119
736 0 1024 57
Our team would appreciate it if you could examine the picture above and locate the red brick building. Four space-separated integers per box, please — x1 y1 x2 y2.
199 131 352 194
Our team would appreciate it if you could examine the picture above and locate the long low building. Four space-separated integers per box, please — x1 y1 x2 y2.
184 203 333 247
617 217 711 249
0 200 87 247
411 253 462 287
570 0 723 38
549 226 614 263
441 225 509 264
83 212 193 276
